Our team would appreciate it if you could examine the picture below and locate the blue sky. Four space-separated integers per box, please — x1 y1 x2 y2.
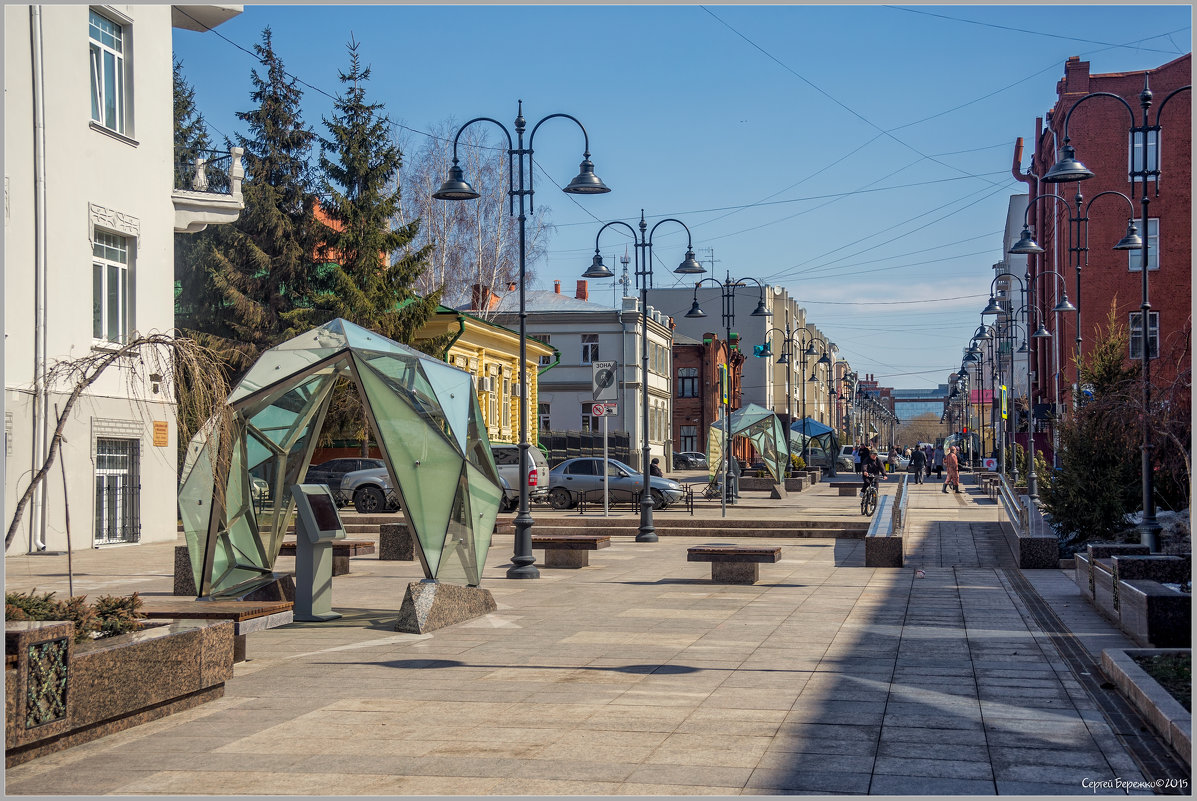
173 4 1192 389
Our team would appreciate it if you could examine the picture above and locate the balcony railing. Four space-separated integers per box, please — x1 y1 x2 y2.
173 146 245 233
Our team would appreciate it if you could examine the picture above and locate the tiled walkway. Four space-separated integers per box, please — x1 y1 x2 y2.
4 478 1169 795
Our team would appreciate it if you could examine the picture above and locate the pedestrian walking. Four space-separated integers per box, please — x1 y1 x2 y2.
924 445 934 478
933 444 944 478
943 445 961 493
909 446 927 484
888 445 899 474
853 443 863 474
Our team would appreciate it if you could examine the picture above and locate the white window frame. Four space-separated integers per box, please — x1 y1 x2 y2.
501 375 511 429
677 366 699 398
1127 218 1159 272
533 334 552 366
581 333 599 364
1128 130 1159 182
1129 312 1159 360
581 402 595 432
89 9 127 134
538 403 550 432
92 230 130 345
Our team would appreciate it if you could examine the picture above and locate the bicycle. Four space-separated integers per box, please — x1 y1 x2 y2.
860 481 878 516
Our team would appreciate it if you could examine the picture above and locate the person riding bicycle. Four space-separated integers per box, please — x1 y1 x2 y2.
860 447 887 496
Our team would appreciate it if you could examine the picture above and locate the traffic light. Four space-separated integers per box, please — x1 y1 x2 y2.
962 426 968 434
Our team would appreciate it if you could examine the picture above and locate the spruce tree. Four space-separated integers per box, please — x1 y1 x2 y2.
177 28 320 374
303 37 439 343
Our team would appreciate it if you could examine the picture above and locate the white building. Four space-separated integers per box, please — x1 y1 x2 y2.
480 280 675 471
4 5 243 554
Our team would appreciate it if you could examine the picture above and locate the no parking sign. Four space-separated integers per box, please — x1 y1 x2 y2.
982 457 998 470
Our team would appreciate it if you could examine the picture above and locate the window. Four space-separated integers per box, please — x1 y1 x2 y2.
581 402 595 432
487 377 498 430
677 367 699 398
566 459 596 476
92 230 130 344
681 425 697 453
95 437 139 544
501 376 511 429
532 334 552 365
581 333 599 364
1127 218 1159 271
89 10 126 134
1129 130 1159 181
1129 312 1159 360
538 403 551 432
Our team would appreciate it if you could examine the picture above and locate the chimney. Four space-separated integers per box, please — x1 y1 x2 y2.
576 279 588 301
553 280 562 294
470 283 492 311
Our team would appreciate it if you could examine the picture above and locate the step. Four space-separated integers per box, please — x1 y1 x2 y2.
529 525 865 540
523 516 869 532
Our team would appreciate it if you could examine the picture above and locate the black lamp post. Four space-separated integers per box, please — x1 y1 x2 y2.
1009 191 1141 418
1040 77 1190 552
434 101 610 579
774 327 831 461
684 272 771 517
583 211 704 542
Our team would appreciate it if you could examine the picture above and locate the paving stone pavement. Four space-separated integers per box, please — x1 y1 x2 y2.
4 476 1175 796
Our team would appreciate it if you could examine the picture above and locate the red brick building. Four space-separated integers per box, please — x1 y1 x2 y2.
672 332 748 461
1021 54 1191 413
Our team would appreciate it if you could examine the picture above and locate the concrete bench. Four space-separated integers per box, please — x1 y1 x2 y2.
138 598 293 663
277 539 376 576
531 534 610 568
829 479 863 496
864 496 901 568
687 545 781 584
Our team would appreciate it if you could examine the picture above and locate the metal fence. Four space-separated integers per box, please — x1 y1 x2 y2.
539 431 632 467
174 147 233 194
94 437 140 544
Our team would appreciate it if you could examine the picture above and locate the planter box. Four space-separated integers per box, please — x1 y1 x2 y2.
6 618 233 766
1101 648 1191 768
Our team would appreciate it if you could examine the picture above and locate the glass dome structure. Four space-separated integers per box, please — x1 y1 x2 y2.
179 319 503 598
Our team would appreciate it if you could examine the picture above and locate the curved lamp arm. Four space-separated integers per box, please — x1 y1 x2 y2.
447 117 515 214
528 112 597 213
1059 91 1135 145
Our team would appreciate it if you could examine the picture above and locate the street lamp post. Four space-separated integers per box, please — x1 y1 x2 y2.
434 101 611 579
684 272 771 517
583 211 704 542
773 327 831 462
1040 76 1190 551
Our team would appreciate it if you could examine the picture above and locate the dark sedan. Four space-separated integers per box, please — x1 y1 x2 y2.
304 457 385 501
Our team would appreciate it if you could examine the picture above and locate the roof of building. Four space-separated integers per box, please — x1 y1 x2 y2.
461 290 618 315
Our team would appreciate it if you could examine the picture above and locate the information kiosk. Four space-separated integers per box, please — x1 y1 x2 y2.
289 484 347 621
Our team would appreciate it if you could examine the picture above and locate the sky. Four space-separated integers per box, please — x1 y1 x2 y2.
172 3 1192 390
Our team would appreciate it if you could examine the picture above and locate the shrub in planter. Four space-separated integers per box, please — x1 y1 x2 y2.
5 590 144 642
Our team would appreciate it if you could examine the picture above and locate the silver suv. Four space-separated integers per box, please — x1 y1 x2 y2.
491 444 550 511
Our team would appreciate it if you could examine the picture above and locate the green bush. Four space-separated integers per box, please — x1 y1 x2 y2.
5 589 144 643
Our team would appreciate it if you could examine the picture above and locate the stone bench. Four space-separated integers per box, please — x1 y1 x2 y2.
784 475 807 492
277 539 375 576
531 534 610 568
687 545 781 584
864 496 901 568
738 476 786 499
138 598 293 663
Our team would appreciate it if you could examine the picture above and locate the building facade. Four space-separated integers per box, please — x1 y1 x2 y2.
4 5 243 553
671 331 746 460
478 280 675 471
1021 54 1191 414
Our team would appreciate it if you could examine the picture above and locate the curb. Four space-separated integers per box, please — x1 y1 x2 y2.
1101 647 1192 768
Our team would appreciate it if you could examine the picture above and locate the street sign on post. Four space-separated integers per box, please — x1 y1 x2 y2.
1000 385 1008 420
591 404 606 417
592 361 618 401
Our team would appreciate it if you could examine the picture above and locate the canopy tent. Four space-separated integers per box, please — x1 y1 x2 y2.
706 403 789 483
179 319 502 598
789 417 840 475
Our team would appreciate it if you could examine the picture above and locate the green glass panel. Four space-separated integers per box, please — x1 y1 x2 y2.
463 460 501 568
354 349 456 450
178 425 216 593
355 356 462 578
415 359 475 454
229 347 345 405
341 319 426 358
434 469 475 586
465 394 500 483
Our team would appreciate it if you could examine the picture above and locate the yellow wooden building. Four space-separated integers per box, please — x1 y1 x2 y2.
414 307 557 446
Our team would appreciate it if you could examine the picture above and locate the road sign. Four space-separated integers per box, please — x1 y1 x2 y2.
591 404 606 417
592 361 617 401
983 457 998 470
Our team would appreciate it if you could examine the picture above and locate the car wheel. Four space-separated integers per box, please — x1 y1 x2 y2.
501 495 518 513
549 488 573 510
353 486 387 514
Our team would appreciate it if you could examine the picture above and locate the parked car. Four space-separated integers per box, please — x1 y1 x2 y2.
678 451 709 470
250 476 270 502
672 452 699 469
836 445 856 472
547 457 685 510
340 465 401 514
491 443 550 511
304 457 385 503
